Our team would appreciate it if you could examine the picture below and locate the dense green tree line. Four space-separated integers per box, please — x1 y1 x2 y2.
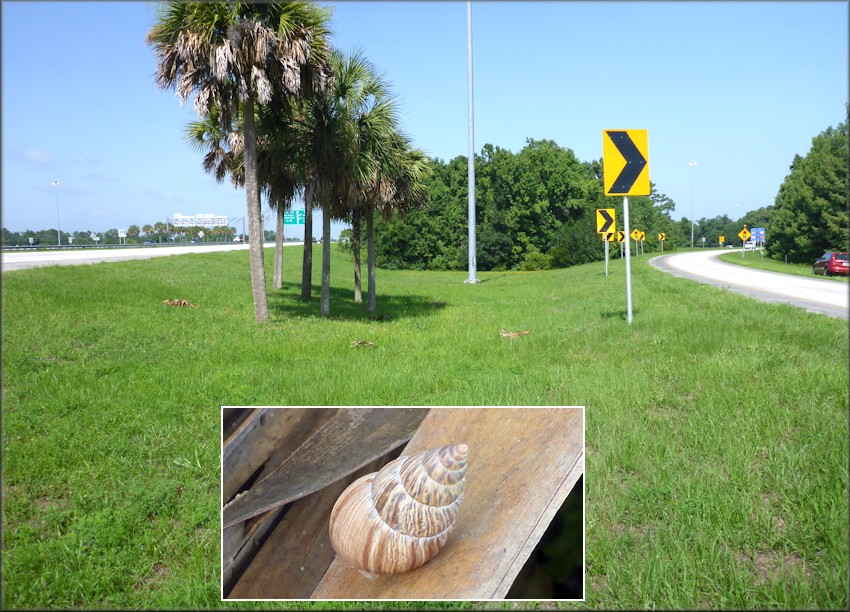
767 113 848 263
370 138 683 271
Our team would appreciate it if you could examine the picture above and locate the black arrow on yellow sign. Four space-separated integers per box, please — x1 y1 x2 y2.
606 131 648 194
597 209 615 233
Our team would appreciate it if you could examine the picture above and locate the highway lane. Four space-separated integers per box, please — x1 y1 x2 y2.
1 242 302 272
651 248 848 319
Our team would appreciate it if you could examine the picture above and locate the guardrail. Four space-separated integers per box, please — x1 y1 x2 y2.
0 241 244 252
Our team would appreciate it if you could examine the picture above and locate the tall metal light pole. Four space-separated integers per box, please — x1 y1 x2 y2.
688 161 697 247
464 0 479 284
51 180 61 246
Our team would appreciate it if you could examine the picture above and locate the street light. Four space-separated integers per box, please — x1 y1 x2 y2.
51 180 61 246
464 0 479 284
688 161 697 247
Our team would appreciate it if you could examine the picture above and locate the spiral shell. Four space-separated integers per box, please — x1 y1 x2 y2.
328 443 468 575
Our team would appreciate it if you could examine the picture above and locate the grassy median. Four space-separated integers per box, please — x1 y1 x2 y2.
718 248 849 281
2 246 847 608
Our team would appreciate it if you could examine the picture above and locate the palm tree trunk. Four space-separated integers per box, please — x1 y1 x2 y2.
367 207 376 312
274 205 284 290
320 200 332 316
352 209 362 303
242 96 270 322
301 180 313 300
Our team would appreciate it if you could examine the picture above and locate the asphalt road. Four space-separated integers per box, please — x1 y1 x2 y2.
1 242 301 272
651 248 849 319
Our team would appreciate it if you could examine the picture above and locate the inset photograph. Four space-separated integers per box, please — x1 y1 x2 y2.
221 406 584 601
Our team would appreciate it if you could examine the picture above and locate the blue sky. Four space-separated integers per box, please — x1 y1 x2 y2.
2 1 847 238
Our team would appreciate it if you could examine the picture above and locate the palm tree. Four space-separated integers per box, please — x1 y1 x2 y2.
347 90 402 306
301 49 398 316
186 101 304 290
147 1 330 322
365 136 430 311
142 224 153 237
153 221 166 243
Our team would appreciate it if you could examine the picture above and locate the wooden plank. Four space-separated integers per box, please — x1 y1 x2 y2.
226 453 399 599
223 408 429 529
222 407 253 442
222 408 331 503
222 508 284 591
222 409 336 589
310 407 584 600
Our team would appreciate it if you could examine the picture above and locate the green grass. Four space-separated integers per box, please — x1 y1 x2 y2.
718 248 849 281
2 246 847 609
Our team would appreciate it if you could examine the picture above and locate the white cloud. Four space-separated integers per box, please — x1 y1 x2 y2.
18 149 53 164
81 173 120 183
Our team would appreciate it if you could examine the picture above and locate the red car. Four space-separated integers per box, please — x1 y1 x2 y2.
812 251 849 276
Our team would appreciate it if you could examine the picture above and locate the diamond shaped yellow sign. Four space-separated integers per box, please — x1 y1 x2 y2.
738 227 751 242
602 130 650 196
630 228 641 241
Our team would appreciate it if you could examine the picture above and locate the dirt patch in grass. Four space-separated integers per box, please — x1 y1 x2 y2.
133 562 171 591
731 547 813 583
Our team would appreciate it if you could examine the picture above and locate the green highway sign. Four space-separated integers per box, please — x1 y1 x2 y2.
284 210 306 225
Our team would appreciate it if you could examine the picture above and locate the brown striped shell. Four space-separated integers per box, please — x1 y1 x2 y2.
328 443 468 575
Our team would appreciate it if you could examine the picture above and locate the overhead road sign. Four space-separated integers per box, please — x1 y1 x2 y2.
602 130 650 196
284 210 306 225
596 209 616 234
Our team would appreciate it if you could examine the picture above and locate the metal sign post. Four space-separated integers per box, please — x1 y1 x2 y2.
602 129 649 326
738 225 750 259
623 196 633 324
596 209 615 277
604 239 609 276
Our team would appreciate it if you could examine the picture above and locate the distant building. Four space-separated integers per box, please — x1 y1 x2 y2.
172 213 229 228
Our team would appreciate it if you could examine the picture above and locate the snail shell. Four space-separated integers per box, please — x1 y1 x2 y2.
329 443 468 575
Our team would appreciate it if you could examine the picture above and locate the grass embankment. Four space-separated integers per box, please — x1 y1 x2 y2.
2 246 847 609
718 248 849 281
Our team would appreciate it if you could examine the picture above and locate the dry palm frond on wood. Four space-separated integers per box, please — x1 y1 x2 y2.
499 328 530 339
163 299 197 307
350 339 376 348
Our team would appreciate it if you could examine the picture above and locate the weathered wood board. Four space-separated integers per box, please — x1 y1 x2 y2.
226 454 399 599
223 408 429 529
222 408 336 589
311 407 585 600
222 408 332 503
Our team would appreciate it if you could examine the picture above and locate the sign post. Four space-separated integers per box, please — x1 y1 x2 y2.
596 209 616 277
631 228 641 257
603 129 650 325
658 232 666 253
604 234 609 276
617 230 625 258
738 225 751 258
